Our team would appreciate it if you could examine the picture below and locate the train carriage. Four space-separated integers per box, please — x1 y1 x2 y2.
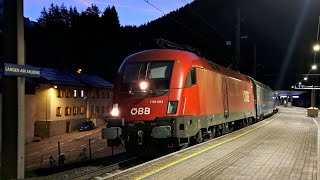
102 49 274 155
250 78 277 120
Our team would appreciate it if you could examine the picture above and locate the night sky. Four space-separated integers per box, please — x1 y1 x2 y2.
24 0 189 25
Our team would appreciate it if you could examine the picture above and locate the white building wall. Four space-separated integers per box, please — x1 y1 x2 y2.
35 85 88 136
35 85 48 121
49 86 87 121
35 85 113 137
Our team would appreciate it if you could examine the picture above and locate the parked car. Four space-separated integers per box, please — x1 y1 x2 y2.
78 120 95 131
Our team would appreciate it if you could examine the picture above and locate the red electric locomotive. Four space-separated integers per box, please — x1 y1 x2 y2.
102 49 257 155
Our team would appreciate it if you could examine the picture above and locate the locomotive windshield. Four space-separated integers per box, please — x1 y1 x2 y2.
120 61 173 92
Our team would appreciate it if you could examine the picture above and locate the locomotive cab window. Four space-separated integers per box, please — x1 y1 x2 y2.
121 61 173 91
185 67 196 87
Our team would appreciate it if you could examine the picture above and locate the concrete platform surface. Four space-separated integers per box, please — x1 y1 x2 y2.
99 106 319 180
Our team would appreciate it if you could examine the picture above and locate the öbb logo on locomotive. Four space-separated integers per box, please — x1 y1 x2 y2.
130 107 151 115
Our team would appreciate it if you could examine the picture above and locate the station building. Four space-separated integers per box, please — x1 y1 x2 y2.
0 67 113 143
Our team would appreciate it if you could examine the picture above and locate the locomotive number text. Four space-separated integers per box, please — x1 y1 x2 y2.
149 100 164 104
131 107 151 115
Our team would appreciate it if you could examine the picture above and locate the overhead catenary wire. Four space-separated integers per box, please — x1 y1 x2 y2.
180 0 189 4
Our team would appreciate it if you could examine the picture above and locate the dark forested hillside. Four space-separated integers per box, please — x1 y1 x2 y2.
22 2 238 83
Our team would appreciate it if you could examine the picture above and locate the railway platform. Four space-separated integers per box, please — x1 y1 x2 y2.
96 106 319 180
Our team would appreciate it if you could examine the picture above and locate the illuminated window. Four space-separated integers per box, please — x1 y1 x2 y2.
101 106 104 113
81 90 84 97
57 89 64 98
65 107 71 116
73 90 77 98
56 107 62 116
80 106 85 114
73 106 78 115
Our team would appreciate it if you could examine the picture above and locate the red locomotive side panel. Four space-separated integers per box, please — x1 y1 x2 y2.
219 69 254 113
196 68 225 116
226 77 254 113
181 80 200 115
181 58 255 117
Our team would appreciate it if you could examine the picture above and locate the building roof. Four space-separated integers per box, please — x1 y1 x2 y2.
39 68 113 89
0 66 113 89
40 68 85 86
71 73 114 89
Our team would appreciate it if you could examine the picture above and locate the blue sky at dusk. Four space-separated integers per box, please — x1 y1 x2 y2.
24 0 191 26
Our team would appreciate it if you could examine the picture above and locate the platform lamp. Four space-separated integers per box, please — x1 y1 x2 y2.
310 16 320 109
311 16 320 71
312 16 320 69
314 44 320 51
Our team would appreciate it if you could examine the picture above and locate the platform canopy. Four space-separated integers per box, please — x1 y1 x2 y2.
275 90 307 97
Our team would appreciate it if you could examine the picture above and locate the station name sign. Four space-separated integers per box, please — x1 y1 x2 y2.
4 63 41 78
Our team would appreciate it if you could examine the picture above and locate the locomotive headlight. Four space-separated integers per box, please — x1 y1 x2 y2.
167 101 178 114
110 103 120 117
139 81 149 91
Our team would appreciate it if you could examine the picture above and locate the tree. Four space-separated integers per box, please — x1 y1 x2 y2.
34 3 72 68
101 6 120 33
95 6 122 79
68 7 79 29
37 7 49 28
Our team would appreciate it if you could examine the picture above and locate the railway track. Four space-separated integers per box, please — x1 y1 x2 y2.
71 156 142 180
